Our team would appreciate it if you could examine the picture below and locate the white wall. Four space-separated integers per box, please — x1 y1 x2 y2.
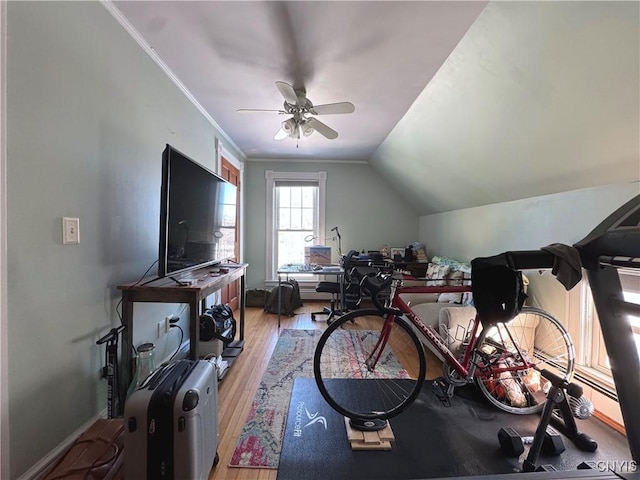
6 3 243 476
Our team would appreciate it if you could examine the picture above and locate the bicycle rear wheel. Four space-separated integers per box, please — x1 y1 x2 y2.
313 309 426 420
475 307 575 414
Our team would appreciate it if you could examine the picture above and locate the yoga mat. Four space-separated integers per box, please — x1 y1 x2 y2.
277 378 632 480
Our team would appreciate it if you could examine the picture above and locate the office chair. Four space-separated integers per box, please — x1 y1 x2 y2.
311 281 342 324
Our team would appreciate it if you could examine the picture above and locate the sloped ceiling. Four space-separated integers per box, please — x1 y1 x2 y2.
370 1 640 214
111 1 639 215
112 1 487 162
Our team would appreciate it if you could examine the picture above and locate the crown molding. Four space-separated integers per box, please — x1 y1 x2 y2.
248 157 368 164
100 1 245 161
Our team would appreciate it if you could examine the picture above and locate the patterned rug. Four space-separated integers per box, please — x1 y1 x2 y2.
228 329 320 469
228 328 408 469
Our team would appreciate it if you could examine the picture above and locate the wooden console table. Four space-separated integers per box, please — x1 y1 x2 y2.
117 263 247 402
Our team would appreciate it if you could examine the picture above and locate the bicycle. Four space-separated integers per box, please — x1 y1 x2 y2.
313 250 575 421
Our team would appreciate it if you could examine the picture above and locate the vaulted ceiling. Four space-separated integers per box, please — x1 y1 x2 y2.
112 1 639 215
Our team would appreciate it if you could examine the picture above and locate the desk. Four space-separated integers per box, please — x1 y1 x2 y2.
277 264 344 328
117 263 247 413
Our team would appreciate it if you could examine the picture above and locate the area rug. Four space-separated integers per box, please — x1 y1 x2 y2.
228 329 321 468
228 328 408 469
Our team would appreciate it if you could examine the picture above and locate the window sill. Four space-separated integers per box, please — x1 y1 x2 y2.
574 365 617 400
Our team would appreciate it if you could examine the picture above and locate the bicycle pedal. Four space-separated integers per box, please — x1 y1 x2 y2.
432 378 452 407
446 383 455 398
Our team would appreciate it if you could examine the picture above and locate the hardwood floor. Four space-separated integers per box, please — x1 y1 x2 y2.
208 302 442 480
208 302 326 480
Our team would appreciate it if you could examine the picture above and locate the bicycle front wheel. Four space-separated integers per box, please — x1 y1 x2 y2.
313 309 426 420
475 307 575 414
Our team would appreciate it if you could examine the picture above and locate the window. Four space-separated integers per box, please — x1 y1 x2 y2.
265 171 326 280
578 269 640 381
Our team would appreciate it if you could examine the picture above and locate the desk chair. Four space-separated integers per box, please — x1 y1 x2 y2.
311 281 341 324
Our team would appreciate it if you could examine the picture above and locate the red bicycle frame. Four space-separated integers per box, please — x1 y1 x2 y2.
367 279 535 381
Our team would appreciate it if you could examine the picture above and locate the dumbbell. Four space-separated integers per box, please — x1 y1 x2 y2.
498 426 565 457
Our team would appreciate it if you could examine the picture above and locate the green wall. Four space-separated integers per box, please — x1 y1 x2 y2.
419 182 639 262
244 160 419 288
6 2 242 476
418 182 640 321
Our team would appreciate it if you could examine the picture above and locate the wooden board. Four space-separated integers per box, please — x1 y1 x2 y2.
343 417 395 450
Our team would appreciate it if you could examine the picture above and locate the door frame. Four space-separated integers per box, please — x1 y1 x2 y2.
216 142 243 262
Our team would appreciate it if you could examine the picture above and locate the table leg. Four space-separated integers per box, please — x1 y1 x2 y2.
120 292 134 414
277 273 282 329
189 299 199 360
240 272 245 341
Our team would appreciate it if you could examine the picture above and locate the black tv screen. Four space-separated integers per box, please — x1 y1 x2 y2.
158 144 237 278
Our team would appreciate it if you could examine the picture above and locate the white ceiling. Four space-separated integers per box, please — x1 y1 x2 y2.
112 1 639 214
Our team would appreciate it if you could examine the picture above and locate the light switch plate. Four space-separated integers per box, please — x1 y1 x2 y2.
62 217 80 244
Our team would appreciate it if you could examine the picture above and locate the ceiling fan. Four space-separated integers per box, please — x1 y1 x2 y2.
237 81 355 141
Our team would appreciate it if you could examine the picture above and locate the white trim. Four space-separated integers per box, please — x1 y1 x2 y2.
219 143 243 174
248 157 367 165
220 152 244 263
214 137 222 174
0 1 8 477
265 171 326 280
100 1 245 161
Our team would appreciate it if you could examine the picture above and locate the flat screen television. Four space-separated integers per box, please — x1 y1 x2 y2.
158 144 237 278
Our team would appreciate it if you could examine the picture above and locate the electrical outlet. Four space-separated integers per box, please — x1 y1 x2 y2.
165 316 172 332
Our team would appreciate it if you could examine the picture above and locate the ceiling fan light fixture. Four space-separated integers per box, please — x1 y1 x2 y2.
281 118 296 135
301 121 314 137
241 81 354 142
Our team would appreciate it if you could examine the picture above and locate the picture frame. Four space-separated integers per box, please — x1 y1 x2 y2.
390 247 404 259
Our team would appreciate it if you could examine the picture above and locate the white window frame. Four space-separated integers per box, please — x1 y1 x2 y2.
574 269 640 378
265 170 326 281
565 267 640 427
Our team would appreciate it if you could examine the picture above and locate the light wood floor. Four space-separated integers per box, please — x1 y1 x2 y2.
209 302 441 480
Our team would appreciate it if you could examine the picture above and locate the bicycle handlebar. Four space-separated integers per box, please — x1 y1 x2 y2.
341 251 399 314
360 273 397 313
474 250 556 271
502 250 555 270
341 247 563 317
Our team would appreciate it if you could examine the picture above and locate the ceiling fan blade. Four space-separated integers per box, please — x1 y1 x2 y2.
307 117 338 140
237 108 287 114
275 81 299 105
310 102 355 115
274 128 289 140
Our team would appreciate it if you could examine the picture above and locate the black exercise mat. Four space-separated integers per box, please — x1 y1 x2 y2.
277 378 632 480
